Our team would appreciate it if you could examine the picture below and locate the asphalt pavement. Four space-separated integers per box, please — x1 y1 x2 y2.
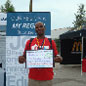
53 63 86 86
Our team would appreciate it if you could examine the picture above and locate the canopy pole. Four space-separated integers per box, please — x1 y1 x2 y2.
81 36 83 76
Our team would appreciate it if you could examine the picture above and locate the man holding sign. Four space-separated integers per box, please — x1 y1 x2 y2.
19 21 62 86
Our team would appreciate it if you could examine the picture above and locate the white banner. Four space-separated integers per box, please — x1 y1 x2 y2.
0 13 7 25
6 36 31 86
6 12 51 86
0 12 6 86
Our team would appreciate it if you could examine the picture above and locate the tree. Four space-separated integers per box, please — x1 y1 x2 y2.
0 0 15 12
54 39 60 53
73 4 86 30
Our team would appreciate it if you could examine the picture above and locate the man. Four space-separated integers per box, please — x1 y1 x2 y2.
19 21 62 86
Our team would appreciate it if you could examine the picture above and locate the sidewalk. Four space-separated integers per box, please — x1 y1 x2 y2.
53 63 86 86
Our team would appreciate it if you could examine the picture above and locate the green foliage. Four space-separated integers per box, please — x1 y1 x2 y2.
0 0 15 12
54 39 60 53
73 4 86 29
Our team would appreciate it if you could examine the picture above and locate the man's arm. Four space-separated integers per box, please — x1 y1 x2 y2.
18 40 30 64
52 40 63 62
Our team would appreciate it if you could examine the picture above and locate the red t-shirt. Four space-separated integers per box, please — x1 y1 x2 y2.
24 37 58 80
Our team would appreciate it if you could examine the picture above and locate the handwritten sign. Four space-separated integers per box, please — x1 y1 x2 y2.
26 50 53 68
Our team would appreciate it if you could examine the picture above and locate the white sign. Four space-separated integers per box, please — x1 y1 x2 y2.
26 50 53 68
0 13 7 25
6 36 29 86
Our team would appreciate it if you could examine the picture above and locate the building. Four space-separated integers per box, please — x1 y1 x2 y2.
51 28 69 39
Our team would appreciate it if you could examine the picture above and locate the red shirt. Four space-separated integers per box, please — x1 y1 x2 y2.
24 37 58 80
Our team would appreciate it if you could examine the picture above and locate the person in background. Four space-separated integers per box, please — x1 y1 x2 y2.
19 21 63 86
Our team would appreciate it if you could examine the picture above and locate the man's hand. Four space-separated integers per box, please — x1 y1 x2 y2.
54 56 63 63
18 56 26 64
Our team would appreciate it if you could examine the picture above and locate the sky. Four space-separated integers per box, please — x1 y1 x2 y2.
0 0 86 30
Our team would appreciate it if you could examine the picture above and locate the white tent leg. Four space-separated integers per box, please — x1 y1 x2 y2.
81 36 83 76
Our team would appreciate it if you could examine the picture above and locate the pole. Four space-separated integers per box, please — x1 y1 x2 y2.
81 36 83 76
29 0 32 12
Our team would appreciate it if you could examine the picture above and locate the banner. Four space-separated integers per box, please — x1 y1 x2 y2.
7 12 51 36
6 36 29 86
6 12 51 86
0 13 7 26
0 13 6 86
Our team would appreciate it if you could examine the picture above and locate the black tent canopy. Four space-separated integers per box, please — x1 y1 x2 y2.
60 29 86 39
60 29 86 64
